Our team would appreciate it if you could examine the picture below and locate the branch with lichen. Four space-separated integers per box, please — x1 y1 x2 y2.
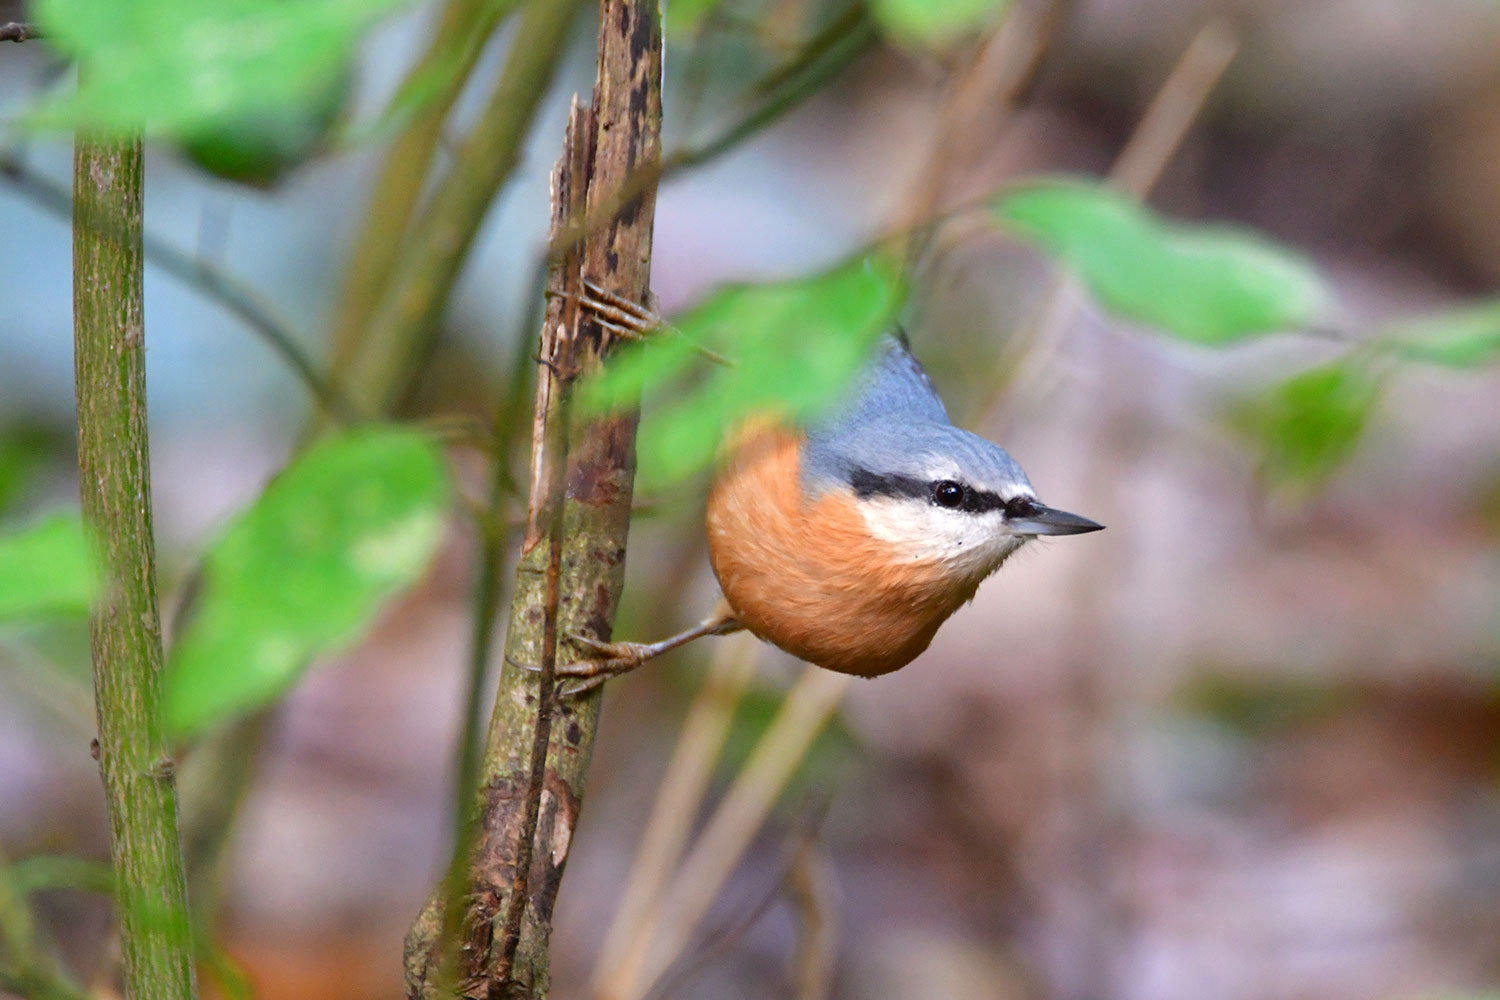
404 2 663 996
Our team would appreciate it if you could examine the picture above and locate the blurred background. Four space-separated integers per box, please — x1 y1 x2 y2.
3 0 1500 998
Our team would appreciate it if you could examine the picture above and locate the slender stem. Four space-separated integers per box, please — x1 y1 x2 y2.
602 667 850 1000
591 633 758 991
74 130 198 1000
341 0 586 417
326 0 524 378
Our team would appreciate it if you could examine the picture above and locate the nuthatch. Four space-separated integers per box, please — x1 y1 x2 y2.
562 309 1102 687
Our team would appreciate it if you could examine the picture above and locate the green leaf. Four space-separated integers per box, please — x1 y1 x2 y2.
870 0 1011 50
580 254 906 489
176 68 351 188
0 426 68 516
7 855 116 897
1383 298 1500 369
992 179 1328 344
1241 357 1383 495
666 0 728 37
163 426 450 738
0 515 98 622
31 0 411 135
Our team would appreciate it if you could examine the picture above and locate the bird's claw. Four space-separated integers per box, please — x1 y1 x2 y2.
505 633 653 700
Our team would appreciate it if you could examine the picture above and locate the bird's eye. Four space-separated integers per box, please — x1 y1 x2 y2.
932 480 966 508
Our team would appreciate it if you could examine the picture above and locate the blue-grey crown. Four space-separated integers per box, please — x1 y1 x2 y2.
800 335 1033 502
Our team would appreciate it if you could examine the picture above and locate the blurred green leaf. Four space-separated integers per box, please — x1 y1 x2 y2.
0 515 98 622
7 855 116 897
1242 357 1383 495
666 0 728 37
870 0 1011 49
31 0 410 134
992 179 1328 344
0 426 68 516
581 254 906 488
1383 298 1500 369
176 68 351 188
163 426 450 738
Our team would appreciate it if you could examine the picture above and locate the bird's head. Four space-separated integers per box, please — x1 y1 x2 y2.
805 421 1101 584
799 337 1102 585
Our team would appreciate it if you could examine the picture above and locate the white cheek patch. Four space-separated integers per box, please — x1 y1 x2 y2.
857 498 1025 578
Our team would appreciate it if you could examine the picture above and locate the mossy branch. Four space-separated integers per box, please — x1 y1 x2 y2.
404 2 663 996
73 131 198 1000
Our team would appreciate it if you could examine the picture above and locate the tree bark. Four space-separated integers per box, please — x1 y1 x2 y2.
404 2 662 997
74 132 199 1000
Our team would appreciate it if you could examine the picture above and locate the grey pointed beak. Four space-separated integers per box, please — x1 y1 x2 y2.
1007 503 1105 537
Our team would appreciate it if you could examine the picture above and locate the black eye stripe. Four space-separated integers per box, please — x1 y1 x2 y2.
848 468 1009 515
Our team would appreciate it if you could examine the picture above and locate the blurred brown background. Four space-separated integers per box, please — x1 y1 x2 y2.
3 1 1500 998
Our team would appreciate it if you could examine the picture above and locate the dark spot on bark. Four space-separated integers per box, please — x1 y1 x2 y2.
606 247 620 273
629 79 649 122
629 3 657 62
616 0 629 36
567 722 582 745
619 191 644 230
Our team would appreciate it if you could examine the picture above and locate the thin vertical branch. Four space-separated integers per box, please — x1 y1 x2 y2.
590 633 759 991
600 668 851 1000
340 0 587 417
327 0 524 374
405 2 663 990
978 19 1240 424
74 131 198 1000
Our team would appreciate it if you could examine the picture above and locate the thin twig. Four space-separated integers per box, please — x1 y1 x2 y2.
591 632 760 991
895 0 1064 242
601 667 852 1000
976 18 1241 425
787 841 838 1000
325 0 524 387
643 800 832 1000
0 151 356 424
339 0 586 417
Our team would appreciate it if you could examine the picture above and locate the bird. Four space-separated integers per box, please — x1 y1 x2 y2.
559 313 1102 688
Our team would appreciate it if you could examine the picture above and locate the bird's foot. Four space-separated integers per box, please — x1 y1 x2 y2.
562 281 733 366
576 280 662 341
511 609 743 698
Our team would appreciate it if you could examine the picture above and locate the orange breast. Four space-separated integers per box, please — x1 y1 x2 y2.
705 427 975 677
